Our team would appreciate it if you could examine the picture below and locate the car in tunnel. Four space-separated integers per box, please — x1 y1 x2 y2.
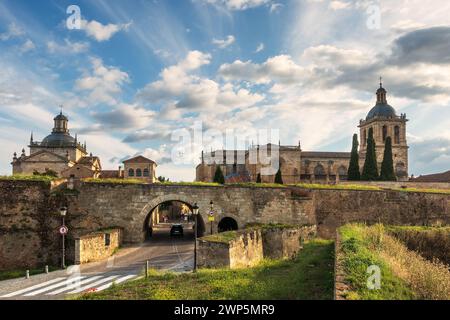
170 224 184 237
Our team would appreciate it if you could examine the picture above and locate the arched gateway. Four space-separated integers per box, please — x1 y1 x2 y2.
137 194 208 241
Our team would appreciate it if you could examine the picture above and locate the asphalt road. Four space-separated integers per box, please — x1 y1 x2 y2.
0 224 195 300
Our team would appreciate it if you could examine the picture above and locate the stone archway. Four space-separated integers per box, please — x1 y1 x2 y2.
137 194 206 242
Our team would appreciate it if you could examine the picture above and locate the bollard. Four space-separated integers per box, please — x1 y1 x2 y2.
45 265 49 274
145 260 149 279
25 270 30 279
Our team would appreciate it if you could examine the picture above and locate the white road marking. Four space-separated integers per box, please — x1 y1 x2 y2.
94 274 137 292
68 275 120 294
23 276 85 296
0 277 66 298
45 276 103 295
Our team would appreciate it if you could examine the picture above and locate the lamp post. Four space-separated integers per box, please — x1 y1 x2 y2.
60 207 67 269
192 203 199 273
209 201 214 235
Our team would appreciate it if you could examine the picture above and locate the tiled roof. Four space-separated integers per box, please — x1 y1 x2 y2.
77 156 100 165
411 170 450 182
302 151 351 159
225 172 251 183
123 155 156 164
100 170 120 178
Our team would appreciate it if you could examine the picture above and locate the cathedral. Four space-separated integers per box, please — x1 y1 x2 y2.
11 110 158 182
11 111 102 178
196 82 409 183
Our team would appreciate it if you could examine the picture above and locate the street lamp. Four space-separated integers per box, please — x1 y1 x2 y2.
192 203 199 273
209 201 214 235
60 207 67 269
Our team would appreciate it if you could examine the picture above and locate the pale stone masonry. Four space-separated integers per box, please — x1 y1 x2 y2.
74 228 122 265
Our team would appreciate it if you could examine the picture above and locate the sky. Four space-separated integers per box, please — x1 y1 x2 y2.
1 0 450 181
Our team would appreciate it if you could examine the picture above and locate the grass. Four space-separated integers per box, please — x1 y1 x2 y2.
293 183 383 191
200 231 239 243
338 224 450 300
245 222 303 230
0 266 59 281
74 239 334 300
387 226 450 265
83 178 145 184
157 181 222 187
0 174 57 183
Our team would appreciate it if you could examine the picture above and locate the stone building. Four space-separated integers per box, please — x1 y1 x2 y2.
358 82 409 180
11 111 101 178
123 156 157 183
196 82 409 183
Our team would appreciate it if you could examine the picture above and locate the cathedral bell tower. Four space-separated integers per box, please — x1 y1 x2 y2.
358 80 409 181
52 110 69 134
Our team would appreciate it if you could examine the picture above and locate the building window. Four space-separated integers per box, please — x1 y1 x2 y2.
362 129 366 145
143 168 150 177
136 169 142 177
382 125 387 142
105 233 111 246
128 168 134 177
314 164 326 177
394 126 400 144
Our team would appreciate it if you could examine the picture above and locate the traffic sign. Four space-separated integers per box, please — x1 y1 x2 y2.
59 225 68 235
208 216 215 222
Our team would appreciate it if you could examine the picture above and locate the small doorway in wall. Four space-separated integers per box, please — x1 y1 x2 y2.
217 217 238 233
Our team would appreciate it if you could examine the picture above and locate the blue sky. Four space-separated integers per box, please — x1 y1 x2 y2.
1 0 450 181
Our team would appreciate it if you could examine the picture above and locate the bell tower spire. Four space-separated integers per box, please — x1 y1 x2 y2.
376 77 387 104
52 106 69 134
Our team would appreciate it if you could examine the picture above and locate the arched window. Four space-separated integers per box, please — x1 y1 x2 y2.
143 168 149 177
382 125 387 142
394 126 400 144
128 169 134 177
136 169 142 177
314 164 326 176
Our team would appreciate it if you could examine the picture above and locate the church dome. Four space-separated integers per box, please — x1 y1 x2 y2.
41 132 76 147
366 81 397 120
366 103 397 120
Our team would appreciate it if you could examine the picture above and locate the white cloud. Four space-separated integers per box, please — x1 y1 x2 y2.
20 39 35 53
0 22 24 41
47 39 89 54
212 35 235 49
219 55 306 84
138 50 264 118
270 3 283 13
255 42 264 53
75 57 129 105
329 1 351 10
81 19 131 42
201 0 270 11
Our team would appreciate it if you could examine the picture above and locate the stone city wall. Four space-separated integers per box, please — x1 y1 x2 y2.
198 226 313 269
74 228 122 264
1 180 450 270
261 225 316 259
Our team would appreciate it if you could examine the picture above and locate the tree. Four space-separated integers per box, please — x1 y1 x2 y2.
379 136 396 181
361 127 378 180
274 167 283 184
158 176 169 183
213 166 225 184
256 173 261 183
347 134 361 181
